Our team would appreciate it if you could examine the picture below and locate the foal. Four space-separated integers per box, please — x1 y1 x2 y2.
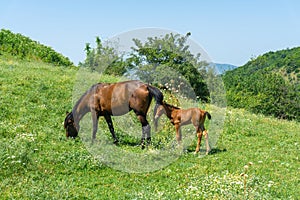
154 102 211 154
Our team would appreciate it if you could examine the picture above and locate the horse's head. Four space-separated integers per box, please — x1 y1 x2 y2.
64 112 78 138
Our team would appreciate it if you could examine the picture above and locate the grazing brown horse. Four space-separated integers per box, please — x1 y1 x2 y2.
154 102 211 154
64 80 163 148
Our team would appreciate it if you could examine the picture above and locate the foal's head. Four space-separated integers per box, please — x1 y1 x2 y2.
64 112 78 138
154 101 180 130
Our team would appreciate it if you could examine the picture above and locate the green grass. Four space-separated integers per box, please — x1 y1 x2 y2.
0 57 299 199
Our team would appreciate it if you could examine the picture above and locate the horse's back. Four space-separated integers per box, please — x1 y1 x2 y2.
96 80 149 116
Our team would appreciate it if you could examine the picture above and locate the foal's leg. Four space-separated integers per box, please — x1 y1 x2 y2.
203 130 210 155
104 115 119 144
174 123 182 144
195 127 203 154
154 105 164 131
137 114 151 149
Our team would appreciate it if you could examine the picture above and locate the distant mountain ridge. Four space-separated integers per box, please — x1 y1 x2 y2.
210 63 238 74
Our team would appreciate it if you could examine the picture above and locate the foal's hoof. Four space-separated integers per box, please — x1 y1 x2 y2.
205 148 211 155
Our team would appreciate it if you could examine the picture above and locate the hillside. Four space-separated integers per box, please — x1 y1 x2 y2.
0 58 299 199
0 31 299 198
0 29 73 67
223 47 300 121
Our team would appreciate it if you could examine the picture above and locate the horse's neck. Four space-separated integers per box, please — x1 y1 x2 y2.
72 95 90 123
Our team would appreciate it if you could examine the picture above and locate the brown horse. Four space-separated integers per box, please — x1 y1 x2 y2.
154 102 211 154
64 80 163 148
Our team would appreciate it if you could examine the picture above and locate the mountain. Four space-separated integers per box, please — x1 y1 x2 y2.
223 47 300 121
207 63 238 74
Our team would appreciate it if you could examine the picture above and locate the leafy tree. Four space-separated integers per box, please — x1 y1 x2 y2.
205 65 227 107
79 36 126 76
126 32 210 101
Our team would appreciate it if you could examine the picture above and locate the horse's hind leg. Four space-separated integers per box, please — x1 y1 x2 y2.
104 115 118 144
137 114 151 149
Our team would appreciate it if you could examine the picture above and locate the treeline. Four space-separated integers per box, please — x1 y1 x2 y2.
223 47 300 121
79 33 211 102
0 29 73 67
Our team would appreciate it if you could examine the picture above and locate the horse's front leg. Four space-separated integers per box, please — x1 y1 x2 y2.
91 110 98 143
137 115 151 149
104 115 118 144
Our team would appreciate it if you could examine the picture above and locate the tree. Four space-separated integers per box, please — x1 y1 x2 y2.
79 37 126 76
126 32 210 101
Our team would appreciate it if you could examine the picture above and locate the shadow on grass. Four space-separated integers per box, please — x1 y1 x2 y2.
208 148 227 155
185 147 227 155
117 139 141 147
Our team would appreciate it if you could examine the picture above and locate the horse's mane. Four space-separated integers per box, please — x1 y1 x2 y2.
72 83 102 113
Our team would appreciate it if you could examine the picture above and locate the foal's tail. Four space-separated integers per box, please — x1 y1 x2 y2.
205 111 212 120
147 85 164 120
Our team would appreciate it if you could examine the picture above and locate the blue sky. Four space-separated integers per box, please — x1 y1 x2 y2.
1 0 300 66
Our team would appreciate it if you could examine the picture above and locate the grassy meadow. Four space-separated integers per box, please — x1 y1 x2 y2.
0 58 299 199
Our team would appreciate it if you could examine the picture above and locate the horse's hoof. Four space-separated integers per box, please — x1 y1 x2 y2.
140 140 145 149
113 139 119 145
146 137 151 145
91 139 95 144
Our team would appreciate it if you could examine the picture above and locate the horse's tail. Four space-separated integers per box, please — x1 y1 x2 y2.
205 111 212 120
147 85 164 121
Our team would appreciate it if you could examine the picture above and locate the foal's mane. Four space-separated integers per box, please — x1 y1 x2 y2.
164 101 180 110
